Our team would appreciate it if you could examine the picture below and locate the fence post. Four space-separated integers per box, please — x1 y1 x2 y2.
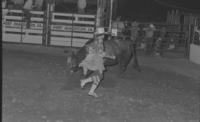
47 3 52 46
187 24 195 59
108 0 113 33
42 5 47 45
42 1 51 46
20 11 24 43
70 10 74 48
185 24 191 59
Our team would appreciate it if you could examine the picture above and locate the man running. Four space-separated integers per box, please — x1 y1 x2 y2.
78 27 115 97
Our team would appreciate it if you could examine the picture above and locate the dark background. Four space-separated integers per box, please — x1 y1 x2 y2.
117 0 200 21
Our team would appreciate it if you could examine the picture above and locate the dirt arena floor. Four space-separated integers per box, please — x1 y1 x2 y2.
2 43 200 122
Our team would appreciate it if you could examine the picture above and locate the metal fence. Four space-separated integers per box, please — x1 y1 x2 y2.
122 22 189 58
2 9 96 47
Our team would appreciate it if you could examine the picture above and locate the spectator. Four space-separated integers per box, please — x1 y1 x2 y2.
130 21 140 43
23 0 34 28
2 0 7 8
7 0 14 9
168 33 176 50
194 26 200 45
112 17 125 37
34 0 43 11
77 0 87 14
154 27 166 56
143 23 156 55
2 0 9 21
12 0 24 9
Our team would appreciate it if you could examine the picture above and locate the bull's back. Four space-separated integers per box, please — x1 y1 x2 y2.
103 38 133 66
104 39 120 56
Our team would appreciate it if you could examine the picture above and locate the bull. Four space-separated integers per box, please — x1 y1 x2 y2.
66 36 141 97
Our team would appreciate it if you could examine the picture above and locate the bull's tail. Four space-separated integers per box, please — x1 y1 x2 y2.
131 42 141 72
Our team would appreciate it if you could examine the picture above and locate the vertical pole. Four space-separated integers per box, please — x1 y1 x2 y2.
94 14 97 39
96 0 100 27
20 12 23 43
108 0 113 33
42 1 47 45
47 2 52 45
185 24 190 59
42 0 51 46
46 3 50 46
95 0 100 38
70 11 74 48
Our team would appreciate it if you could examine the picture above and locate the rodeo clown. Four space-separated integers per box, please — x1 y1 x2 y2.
78 27 116 97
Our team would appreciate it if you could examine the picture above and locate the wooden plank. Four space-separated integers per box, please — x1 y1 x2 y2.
3 27 25 32
52 19 95 25
51 25 94 32
51 31 93 38
2 34 21 42
50 37 88 47
22 35 43 44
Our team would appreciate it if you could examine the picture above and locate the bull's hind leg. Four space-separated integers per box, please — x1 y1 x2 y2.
132 57 141 72
119 64 127 73
118 62 128 78
118 54 131 75
132 44 141 72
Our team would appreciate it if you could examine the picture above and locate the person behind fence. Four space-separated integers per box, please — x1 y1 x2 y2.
168 33 176 50
130 21 140 43
2 0 6 9
23 0 34 28
13 0 24 9
194 26 200 45
143 23 156 54
77 0 87 14
112 17 125 37
7 0 15 9
78 27 116 97
154 27 166 56
2 0 9 20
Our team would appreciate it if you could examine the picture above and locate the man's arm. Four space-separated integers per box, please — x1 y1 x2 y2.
101 52 116 59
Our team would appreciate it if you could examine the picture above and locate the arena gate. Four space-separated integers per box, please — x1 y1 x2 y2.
2 9 96 47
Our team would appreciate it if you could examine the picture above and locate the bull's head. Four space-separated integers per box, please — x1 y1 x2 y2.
66 50 80 74
66 43 89 75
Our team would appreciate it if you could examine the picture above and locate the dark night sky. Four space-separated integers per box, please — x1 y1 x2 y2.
117 0 200 21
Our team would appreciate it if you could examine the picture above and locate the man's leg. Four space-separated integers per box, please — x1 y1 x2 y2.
88 71 103 97
80 77 93 88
